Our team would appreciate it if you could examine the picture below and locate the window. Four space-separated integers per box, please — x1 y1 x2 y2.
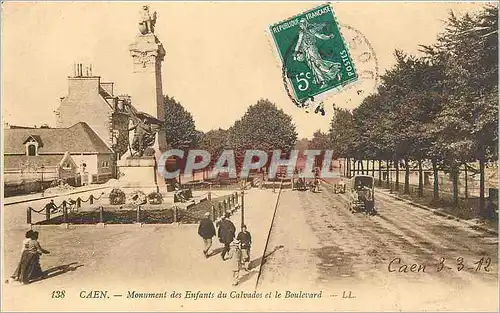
102 161 109 168
27 144 37 156
63 162 72 169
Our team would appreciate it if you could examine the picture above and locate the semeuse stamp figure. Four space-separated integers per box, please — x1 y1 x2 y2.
269 4 358 104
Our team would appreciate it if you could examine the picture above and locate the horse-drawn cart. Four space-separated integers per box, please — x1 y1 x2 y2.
348 175 376 215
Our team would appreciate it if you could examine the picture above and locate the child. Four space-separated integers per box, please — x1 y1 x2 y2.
236 225 252 271
227 239 242 286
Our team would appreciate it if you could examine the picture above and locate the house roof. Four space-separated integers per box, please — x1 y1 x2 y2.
4 122 112 155
23 135 43 147
99 85 113 99
4 155 67 170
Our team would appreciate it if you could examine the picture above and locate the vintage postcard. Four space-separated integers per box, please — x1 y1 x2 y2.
1 1 498 312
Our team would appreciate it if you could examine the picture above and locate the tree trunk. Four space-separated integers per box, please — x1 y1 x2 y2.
343 158 347 177
385 159 390 187
479 157 485 215
432 158 439 201
346 157 350 178
464 162 468 199
378 160 382 186
451 165 459 207
404 158 410 194
395 159 400 192
418 158 423 197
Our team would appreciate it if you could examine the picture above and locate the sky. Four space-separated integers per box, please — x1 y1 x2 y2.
1 2 487 138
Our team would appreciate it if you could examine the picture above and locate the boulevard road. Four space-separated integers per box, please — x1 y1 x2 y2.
258 182 498 311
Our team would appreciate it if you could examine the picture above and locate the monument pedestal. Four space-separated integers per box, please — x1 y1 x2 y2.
117 157 159 194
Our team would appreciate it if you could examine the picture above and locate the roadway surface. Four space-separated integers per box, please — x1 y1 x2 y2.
2 183 498 311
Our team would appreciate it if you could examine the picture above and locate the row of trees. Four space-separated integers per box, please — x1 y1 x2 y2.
163 97 298 172
327 6 498 212
160 6 497 214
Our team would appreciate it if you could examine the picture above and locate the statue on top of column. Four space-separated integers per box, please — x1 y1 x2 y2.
138 5 157 35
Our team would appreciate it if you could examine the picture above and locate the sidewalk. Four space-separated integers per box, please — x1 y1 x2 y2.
322 178 498 235
376 188 498 235
2 187 279 311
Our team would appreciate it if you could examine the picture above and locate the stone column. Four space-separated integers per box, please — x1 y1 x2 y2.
129 33 167 153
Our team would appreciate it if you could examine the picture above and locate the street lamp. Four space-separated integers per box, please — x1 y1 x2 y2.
40 165 45 194
240 177 246 229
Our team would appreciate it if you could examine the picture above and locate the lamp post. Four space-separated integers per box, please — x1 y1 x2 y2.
240 178 246 229
40 165 45 193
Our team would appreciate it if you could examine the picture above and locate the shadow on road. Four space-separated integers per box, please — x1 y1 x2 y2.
250 244 285 269
207 247 224 258
30 262 84 284
238 269 258 285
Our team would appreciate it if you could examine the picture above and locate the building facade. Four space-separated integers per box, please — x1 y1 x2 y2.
55 64 131 160
4 122 114 195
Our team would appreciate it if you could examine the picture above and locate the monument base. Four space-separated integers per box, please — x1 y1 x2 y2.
117 156 159 194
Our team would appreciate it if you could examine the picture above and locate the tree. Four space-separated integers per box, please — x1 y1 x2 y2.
329 108 356 177
309 130 331 168
163 95 198 183
295 138 309 151
227 99 298 168
422 6 498 208
198 128 230 167
163 95 198 150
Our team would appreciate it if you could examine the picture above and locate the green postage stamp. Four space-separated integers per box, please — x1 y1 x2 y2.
269 4 358 104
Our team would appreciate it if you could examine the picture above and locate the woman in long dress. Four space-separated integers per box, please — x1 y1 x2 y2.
11 231 50 284
293 18 342 88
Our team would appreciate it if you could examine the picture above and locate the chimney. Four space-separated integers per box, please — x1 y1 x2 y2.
72 62 95 77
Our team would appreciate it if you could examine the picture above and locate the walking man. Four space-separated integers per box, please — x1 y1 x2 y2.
198 212 216 258
218 212 236 260
236 225 252 271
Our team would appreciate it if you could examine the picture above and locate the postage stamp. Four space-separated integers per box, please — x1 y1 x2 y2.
269 4 358 104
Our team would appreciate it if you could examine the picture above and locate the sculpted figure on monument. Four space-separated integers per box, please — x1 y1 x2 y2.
127 106 163 157
138 5 157 35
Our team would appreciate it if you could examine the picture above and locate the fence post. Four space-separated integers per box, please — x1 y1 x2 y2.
76 197 82 209
218 202 223 216
208 190 212 201
173 206 178 223
45 205 50 220
27 207 32 225
99 206 104 223
89 194 94 205
223 199 227 212
235 192 239 204
136 205 141 223
62 201 68 223
211 205 216 221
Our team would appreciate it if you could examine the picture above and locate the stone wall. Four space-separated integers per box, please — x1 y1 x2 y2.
56 77 113 148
